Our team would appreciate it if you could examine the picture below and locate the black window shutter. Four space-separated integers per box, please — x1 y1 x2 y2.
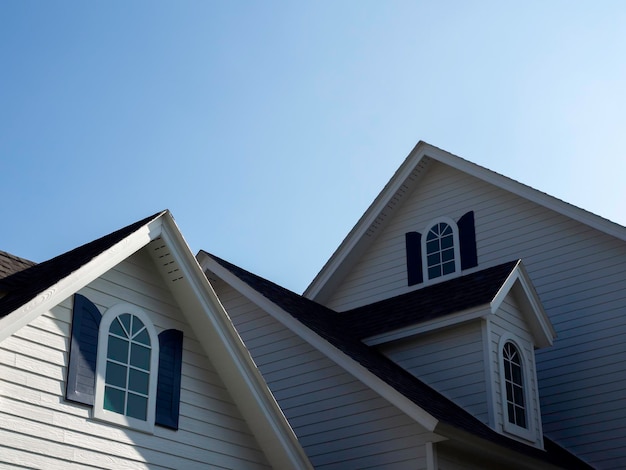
156 329 183 430
458 211 478 270
405 231 423 286
66 294 102 405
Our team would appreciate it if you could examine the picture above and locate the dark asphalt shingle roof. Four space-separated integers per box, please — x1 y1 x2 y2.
0 251 36 281
205 251 592 469
0 211 164 318
343 260 519 339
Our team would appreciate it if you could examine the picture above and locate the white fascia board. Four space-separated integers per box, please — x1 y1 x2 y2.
159 223 312 470
200 252 440 433
364 305 489 346
0 220 158 342
490 261 555 348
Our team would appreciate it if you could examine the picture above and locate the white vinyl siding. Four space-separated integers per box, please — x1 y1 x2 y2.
324 160 626 468
378 321 489 425
211 278 434 470
0 249 270 469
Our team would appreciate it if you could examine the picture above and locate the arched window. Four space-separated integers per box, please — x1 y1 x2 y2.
426 222 456 279
405 211 478 286
502 341 527 428
103 313 152 420
94 304 159 432
420 217 462 282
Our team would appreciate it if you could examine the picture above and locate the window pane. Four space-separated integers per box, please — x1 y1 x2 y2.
104 386 125 414
428 266 441 279
442 261 455 275
106 361 127 388
131 316 146 337
134 328 150 346
507 403 515 424
127 393 148 421
441 234 453 249
442 248 454 262
516 407 527 427
118 313 131 335
131 343 151 370
129 369 149 395
110 317 126 337
512 364 523 384
514 384 525 405
427 252 440 266
107 335 129 363
426 239 439 253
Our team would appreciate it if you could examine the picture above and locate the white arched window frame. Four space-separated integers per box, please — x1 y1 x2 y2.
497 334 535 441
421 217 461 282
94 303 159 433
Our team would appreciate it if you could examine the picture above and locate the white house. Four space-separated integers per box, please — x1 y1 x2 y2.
0 210 312 469
199 142 626 469
3 141 623 469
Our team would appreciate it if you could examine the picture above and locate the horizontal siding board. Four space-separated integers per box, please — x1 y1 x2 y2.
380 322 488 424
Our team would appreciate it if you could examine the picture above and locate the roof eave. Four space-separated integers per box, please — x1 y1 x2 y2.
159 221 313 470
198 250 440 433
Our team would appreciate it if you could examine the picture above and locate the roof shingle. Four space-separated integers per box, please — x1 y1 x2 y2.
0 251 35 281
343 260 519 339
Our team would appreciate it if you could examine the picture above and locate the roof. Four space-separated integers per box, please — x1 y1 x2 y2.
343 260 519 339
0 211 164 318
202 251 592 469
0 251 36 281
305 141 626 302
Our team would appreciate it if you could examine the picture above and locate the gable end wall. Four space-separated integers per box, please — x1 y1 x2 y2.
0 250 271 469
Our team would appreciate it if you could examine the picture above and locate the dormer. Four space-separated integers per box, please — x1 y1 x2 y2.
345 260 555 449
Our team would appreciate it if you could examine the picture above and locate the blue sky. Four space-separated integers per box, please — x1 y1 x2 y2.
2 1 625 293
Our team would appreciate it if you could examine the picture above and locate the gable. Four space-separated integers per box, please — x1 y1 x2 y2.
322 159 626 314
0 212 312 470
0 248 274 468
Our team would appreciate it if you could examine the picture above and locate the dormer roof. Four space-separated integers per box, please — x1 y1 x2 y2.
345 259 555 348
